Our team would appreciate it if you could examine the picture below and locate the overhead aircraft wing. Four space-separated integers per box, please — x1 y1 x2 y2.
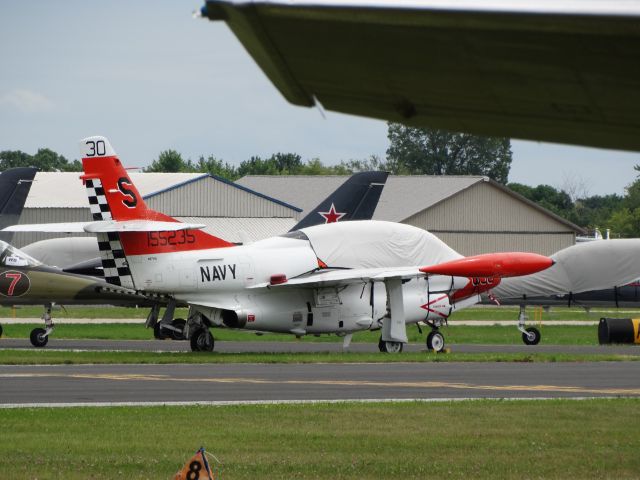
202 0 640 151
251 252 553 289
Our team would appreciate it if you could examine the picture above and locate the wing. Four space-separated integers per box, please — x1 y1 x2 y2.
251 252 553 289
202 0 640 151
3 220 206 233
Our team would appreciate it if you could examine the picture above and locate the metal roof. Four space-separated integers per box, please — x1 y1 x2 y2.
237 175 484 222
25 172 205 208
24 172 300 212
237 174 584 233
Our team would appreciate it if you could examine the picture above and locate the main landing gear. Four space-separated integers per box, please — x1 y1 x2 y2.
517 305 541 345
378 337 403 353
29 305 54 348
190 328 214 352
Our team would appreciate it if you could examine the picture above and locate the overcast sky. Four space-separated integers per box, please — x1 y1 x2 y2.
2 0 640 197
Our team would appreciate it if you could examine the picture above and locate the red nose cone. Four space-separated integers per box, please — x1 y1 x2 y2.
420 252 554 278
270 273 288 285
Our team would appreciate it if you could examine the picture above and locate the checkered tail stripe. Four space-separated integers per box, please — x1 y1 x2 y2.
86 179 135 289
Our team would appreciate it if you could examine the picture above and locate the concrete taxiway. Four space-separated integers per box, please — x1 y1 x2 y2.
1 362 638 406
0 337 639 355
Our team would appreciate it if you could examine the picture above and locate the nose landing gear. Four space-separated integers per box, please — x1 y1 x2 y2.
29 305 54 348
517 305 541 345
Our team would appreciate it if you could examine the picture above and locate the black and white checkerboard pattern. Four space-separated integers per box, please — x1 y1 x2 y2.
85 178 135 289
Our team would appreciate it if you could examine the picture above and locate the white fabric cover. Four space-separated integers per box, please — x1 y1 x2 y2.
301 220 462 268
492 239 640 299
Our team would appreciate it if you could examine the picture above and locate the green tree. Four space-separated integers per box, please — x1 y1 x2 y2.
0 148 81 171
194 155 238 180
386 123 512 183
144 150 194 173
508 183 574 219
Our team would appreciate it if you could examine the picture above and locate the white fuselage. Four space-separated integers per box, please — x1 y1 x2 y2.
126 221 469 335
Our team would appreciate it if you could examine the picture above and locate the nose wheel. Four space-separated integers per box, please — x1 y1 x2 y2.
522 326 541 345
29 305 54 348
426 330 445 352
518 305 542 345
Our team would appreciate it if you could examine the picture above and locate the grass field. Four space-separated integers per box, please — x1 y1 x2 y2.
0 322 605 345
1 399 639 479
2 304 639 321
0 349 637 365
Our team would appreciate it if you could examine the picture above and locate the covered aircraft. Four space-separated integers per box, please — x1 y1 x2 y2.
10 136 555 352
201 0 640 151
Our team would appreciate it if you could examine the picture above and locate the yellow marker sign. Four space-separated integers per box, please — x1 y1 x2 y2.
632 319 640 344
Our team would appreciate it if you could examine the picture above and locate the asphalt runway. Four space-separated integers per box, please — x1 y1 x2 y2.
1 337 639 355
1 362 639 406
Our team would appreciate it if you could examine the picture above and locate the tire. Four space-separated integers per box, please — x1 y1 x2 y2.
426 330 445 352
0 323 3 338
153 323 167 340
522 326 541 345
170 319 186 340
190 328 214 352
30 328 48 348
381 341 403 353
378 337 386 352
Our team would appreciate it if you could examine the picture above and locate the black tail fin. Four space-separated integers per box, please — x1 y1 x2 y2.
0 167 37 242
290 171 388 231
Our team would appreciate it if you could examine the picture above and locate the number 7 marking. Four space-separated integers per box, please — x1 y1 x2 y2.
5 273 22 296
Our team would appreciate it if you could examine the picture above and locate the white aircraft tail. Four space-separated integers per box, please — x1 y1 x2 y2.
79 136 235 287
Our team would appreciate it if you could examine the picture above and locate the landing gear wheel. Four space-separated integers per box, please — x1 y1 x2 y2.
170 319 186 340
522 327 541 345
426 330 445 352
190 328 214 352
153 323 167 340
30 328 48 348
378 337 403 353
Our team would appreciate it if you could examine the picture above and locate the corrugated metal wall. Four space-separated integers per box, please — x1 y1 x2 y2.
11 177 301 247
403 182 576 255
13 207 93 247
145 177 300 218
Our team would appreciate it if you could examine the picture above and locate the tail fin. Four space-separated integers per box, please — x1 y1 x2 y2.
290 171 388 231
0 167 37 243
79 136 234 287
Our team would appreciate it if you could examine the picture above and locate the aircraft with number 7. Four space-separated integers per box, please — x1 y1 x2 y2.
6 136 557 352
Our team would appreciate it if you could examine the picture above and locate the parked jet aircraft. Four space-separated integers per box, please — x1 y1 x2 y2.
201 0 640 151
18 171 388 279
9 136 554 352
0 167 36 244
0 240 151 345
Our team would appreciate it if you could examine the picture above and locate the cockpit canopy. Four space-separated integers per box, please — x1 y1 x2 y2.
0 241 42 268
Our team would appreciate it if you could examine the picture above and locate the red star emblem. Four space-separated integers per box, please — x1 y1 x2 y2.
318 203 346 223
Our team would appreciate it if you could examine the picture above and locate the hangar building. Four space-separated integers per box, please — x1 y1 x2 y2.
13 172 300 248
13 172 583 257
237 175 585 256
